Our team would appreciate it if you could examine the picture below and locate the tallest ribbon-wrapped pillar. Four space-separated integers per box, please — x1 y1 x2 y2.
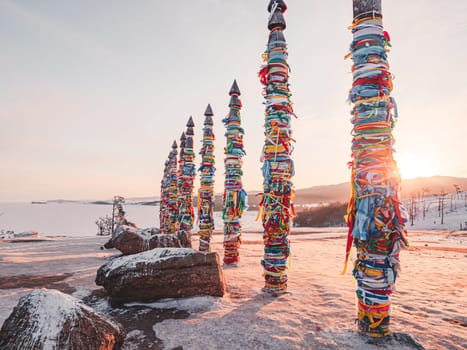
258 0 296 294
346 0 409 337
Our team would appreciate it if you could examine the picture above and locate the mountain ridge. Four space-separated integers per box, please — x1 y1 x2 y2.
294 175 467 205
35 175 467 206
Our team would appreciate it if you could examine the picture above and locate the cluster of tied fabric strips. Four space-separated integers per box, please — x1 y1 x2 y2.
222 80 247 266
258 0 296 293
198 105 216 252
345 14 409 337
159 154 170 232
177 117 196 247
160 142 179 234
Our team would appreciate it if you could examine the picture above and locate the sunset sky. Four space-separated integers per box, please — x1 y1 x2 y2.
1 0 466 201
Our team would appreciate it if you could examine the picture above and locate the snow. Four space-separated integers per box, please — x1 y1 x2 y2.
404 195 467 231
14 289 119 349
101 248 199 277
27 289 85 348
151 234 466 350
114 226 173 245
0 235 117 326
0 230 38 240
125 295 225 313
123 329 147 350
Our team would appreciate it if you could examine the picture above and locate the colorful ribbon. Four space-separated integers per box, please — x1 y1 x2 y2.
177 118 196 248
345 12 409 337
167 142 179 234
159 155 170 232
258 0 296 293
222 80 247 266
160 142 179 234
198 105 216 252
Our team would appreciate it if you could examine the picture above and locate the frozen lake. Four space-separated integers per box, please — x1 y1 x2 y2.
0 202 264 237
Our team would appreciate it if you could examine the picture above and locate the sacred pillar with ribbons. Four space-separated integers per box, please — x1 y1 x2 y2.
346 0 409 337
159 156 169 233
222 80 247 266
198 105 216 252
165 141 179 234
258 0 296 294
177 118 196 248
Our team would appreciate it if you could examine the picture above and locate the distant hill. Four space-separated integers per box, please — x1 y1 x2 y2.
295 183 349 204
55 176 466 208
294 176 467 205
399 176 467 198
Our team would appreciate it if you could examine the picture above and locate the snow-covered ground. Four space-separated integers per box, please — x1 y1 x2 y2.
404 195 467 231
0 201 466 349
1 231 466 349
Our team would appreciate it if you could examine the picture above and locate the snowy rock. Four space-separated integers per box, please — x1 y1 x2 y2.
0 230 38 240
0 289 125 350
104 226 182 255
96 248 226 302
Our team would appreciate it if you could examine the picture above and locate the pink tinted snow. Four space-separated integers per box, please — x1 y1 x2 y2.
0 203 466 349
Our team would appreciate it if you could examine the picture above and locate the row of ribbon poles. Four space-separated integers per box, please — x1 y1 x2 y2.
157 0 407 337
158 81 247 263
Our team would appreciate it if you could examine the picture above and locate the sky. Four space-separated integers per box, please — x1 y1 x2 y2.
1 0 466 201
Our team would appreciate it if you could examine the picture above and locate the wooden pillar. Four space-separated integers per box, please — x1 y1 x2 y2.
198 105 216 252
353 0 382 19
177 118 196 248
259 0 295 294
222 80 247 266
346 0 409 337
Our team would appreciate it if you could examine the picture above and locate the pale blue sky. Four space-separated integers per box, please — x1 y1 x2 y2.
1 0 466 201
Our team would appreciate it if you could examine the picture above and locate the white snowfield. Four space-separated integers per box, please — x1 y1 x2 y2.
0 230 465 349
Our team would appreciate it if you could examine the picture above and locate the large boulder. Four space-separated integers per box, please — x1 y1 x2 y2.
96 248 226 302
104 226 182 255
0 289 125 350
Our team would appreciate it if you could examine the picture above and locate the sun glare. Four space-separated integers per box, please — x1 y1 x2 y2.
396 154 438 179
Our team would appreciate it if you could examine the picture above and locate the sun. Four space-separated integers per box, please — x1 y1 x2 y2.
396 153 439 179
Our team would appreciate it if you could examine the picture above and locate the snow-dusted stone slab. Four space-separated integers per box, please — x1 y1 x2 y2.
96 248 226 302
0 289 125 350
104 226 182 255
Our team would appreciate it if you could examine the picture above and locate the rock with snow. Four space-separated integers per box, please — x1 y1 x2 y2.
104 226 182 255
96 248 226 302
0 230 39 240
0 289 125 350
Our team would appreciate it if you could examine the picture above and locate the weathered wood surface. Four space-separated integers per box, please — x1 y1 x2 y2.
353 0 382 18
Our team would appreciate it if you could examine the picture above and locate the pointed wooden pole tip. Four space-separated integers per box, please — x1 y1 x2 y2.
204 104 214 117
229 80 241 96
187 116 195 127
